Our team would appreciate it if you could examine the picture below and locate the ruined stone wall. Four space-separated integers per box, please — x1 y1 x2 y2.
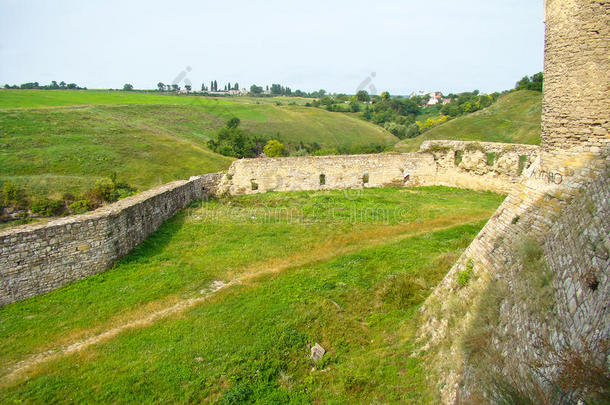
219 141 540 196
419 1 610 402
218 153 436 194
419 150 609 403
419 140 540 194
0 173 221 306
542 0 609 151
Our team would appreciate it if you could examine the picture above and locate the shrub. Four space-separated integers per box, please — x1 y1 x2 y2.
2 181 26 208
456 259 474 287
263 139 285 157
84 176 137 205
31 198 64 217
69 200 92 214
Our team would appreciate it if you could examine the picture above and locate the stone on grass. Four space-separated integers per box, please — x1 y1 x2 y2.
310 343 325 362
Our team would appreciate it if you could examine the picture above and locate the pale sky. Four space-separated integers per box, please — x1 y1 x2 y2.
0 0 544 95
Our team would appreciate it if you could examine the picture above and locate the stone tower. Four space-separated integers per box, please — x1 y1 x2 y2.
542 0 609 151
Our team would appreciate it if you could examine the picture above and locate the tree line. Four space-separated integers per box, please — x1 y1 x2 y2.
3 81 85 90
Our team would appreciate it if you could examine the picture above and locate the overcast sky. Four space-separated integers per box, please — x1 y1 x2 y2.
0 0 544 95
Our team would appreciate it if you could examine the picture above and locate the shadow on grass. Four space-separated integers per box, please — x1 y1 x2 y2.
115 210 188 266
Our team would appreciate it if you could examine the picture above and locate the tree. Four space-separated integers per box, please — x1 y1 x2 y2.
123 83 134 91
363 105 372 120
381 91 390 101
227 117 240 129
201 83 207 91
59 81 66 88
516 76 531 90
185 84 191 92
250 84 263 94
356 90 370 102
271 84 282 95
207 117 263 158
50 80 59 89
66 83 77 89
171 84 179 92
157 82 165 91
234 82 239 90
263 139 285 157
529 72 543 92
214 80 218 91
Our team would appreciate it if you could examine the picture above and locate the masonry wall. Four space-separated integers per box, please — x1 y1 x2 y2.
419 151 609 403
418 0 610 402
219 141 540 196
0 173 221 306
418 140 540 194
218 153 436 195
542 0 609 151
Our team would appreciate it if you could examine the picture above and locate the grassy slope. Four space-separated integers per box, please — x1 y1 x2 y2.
0 187 504 403
395 90 542 152
0 90 396 199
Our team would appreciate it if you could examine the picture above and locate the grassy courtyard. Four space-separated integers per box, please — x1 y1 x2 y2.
0 187 504 403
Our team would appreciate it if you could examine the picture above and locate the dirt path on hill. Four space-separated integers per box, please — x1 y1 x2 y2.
0 214 488 386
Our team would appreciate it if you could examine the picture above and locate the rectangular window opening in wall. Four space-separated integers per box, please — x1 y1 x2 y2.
455 150 463 166
363 173 369 184
486 152 497 166
251 180 259 191
319 174 326 185
518 155 528 175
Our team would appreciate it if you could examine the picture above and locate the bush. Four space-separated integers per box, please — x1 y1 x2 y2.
31 198 64 217
84 176 137 205
384 122 409 139
405 123 421 138
69 200 92 214
263 139 285 157
456 258 474 287
2 181 26 208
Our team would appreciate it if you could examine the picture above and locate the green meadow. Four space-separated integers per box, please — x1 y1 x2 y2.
0 187 504 404
0 90 396 200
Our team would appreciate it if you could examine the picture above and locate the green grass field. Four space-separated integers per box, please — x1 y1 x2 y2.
394 90 542 152
0 90 396 200
0 187 504 404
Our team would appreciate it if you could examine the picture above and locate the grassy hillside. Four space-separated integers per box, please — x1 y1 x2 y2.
0 187 504 403
0 90 396 200
394 90 542 152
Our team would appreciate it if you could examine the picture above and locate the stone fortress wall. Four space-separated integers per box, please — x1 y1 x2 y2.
1 141 539 306
418 1 610 402
0 174 221 306
218 140 540 196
